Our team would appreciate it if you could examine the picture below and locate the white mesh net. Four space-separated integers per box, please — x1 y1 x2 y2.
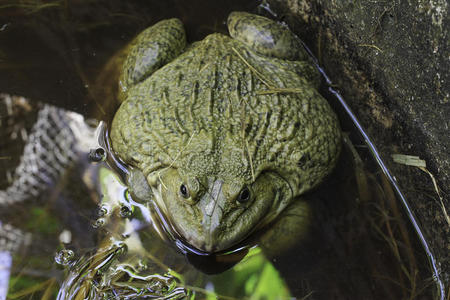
0 97 97 252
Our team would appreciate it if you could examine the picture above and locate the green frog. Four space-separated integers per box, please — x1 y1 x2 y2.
110 12 341 254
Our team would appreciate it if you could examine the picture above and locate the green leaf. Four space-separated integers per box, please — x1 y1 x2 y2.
212 247 291 299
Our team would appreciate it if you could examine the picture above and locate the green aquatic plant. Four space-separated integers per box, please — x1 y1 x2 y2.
210 248 291 299
8 277 57 300
25 207 60 235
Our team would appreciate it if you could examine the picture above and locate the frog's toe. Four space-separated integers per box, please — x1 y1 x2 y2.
227 11 307 61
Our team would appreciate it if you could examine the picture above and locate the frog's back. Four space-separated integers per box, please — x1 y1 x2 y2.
112 33 340 194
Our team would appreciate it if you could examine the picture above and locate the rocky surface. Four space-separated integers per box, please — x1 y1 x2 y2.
265 0 449 284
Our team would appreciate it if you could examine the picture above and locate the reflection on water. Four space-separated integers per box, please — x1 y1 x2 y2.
0 0 444 299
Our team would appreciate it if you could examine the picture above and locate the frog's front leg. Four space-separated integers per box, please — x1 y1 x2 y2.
258 198 310 256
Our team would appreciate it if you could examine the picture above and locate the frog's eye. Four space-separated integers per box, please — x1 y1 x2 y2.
179 184 190 198
237 187 251 203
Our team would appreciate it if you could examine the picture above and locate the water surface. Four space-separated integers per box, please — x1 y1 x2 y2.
0 0 442 299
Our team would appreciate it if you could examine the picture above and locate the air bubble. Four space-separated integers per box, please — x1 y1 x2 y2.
93 218 106 228
88 147 106 162
55 249 75 266
97 205 109 217
119 205 133 218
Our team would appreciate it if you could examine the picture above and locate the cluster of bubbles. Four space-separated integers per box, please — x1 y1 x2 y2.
54 142 189 299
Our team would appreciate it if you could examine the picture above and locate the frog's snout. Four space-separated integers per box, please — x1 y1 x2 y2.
178 178 234 252
195 179 225 252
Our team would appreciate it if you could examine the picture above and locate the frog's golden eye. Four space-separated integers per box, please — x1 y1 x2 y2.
237 187 251 203
179 184 190 198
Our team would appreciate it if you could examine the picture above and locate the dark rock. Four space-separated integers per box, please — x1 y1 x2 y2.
265 0 449 282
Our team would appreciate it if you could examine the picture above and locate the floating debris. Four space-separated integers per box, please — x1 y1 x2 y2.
392 154 426 168
393 154 449 226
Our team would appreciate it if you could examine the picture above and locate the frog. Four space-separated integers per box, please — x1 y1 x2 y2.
110 11 341 254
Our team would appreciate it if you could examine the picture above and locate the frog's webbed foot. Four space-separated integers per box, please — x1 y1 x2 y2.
227 11 307 61
259 197 310 257
119 18 186 99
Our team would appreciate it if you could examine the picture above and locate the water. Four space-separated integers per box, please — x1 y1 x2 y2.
0 0 444 299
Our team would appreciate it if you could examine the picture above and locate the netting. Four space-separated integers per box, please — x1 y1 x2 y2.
0 105 79 205
0 222 31 252
0 97 97 252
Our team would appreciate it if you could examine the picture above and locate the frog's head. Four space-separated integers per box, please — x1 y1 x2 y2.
146 167 292 253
